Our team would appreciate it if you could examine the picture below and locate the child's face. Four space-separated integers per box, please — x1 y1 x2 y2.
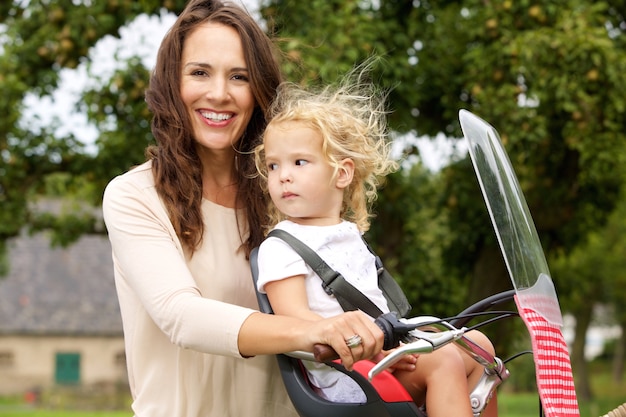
263 121 352 226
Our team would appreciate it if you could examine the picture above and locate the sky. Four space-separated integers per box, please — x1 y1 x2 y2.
20 1 462 170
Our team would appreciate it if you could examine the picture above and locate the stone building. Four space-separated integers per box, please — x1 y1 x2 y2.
0 231 126 395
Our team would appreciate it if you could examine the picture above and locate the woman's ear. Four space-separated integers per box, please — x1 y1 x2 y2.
336 158 355 189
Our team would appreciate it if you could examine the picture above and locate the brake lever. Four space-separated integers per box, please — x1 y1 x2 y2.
368 327 466 380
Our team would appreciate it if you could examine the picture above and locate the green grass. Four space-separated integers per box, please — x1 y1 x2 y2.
0 393 132 417
498 360 625 417
499 391 626 417
0 411 129 417
498 392 544 416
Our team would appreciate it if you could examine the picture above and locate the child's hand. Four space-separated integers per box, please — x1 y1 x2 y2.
371 350 417 373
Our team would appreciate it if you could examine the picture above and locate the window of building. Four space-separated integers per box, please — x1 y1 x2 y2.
55 352 80 384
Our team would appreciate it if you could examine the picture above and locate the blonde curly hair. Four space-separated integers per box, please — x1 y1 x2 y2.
255 60 398 233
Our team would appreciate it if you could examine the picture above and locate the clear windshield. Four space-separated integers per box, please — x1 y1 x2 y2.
459 110 563 326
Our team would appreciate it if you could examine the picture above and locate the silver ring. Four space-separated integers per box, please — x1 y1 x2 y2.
345 334 362 349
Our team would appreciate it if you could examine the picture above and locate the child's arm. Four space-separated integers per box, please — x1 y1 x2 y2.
265 275 323 322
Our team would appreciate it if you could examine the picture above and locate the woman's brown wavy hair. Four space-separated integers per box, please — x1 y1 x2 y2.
145 0 282 257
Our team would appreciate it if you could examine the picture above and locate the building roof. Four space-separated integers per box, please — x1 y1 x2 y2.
0 231 122 336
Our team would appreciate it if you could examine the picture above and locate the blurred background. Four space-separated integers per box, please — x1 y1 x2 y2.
0 0 624 415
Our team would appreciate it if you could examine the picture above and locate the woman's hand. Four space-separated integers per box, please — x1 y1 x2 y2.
304 311 384 371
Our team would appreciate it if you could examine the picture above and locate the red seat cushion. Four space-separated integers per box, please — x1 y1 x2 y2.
353 360 413 403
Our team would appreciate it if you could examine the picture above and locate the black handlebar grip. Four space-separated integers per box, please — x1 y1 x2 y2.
375 313 399 350
375 311 420 350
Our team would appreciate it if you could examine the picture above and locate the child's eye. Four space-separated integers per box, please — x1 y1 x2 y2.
267 162 278 171
295 159 308 166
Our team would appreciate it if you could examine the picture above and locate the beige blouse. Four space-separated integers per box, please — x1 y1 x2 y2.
103 161 297 417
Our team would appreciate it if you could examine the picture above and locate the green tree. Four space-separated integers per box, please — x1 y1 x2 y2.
368 158 467 317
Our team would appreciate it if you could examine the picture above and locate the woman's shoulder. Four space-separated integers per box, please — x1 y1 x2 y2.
102 160 163 216
104 160 155 196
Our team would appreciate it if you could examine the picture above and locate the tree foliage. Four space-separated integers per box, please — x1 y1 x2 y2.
368 159 467 317
0 0 187 259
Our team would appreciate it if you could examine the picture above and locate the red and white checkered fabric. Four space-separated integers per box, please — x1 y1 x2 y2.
515 295 580 417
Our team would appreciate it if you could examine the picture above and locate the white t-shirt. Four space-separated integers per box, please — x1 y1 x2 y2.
257 220 390 403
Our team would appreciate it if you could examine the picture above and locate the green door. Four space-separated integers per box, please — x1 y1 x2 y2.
55 353 80 384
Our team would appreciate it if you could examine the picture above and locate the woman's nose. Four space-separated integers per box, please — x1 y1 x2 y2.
206 78 229 101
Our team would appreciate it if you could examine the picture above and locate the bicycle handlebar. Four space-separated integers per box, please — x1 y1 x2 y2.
306 311 510 417
311 311 506 378
369 313 505 379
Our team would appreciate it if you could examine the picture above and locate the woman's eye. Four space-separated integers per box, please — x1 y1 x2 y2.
191 70 208 77
295 159 308 166
232 73 249 82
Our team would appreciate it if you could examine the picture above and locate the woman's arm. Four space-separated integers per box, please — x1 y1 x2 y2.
238 310 384 371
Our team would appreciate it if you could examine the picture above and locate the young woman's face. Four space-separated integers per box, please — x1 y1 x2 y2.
180 22 255 155
263 121 352 226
